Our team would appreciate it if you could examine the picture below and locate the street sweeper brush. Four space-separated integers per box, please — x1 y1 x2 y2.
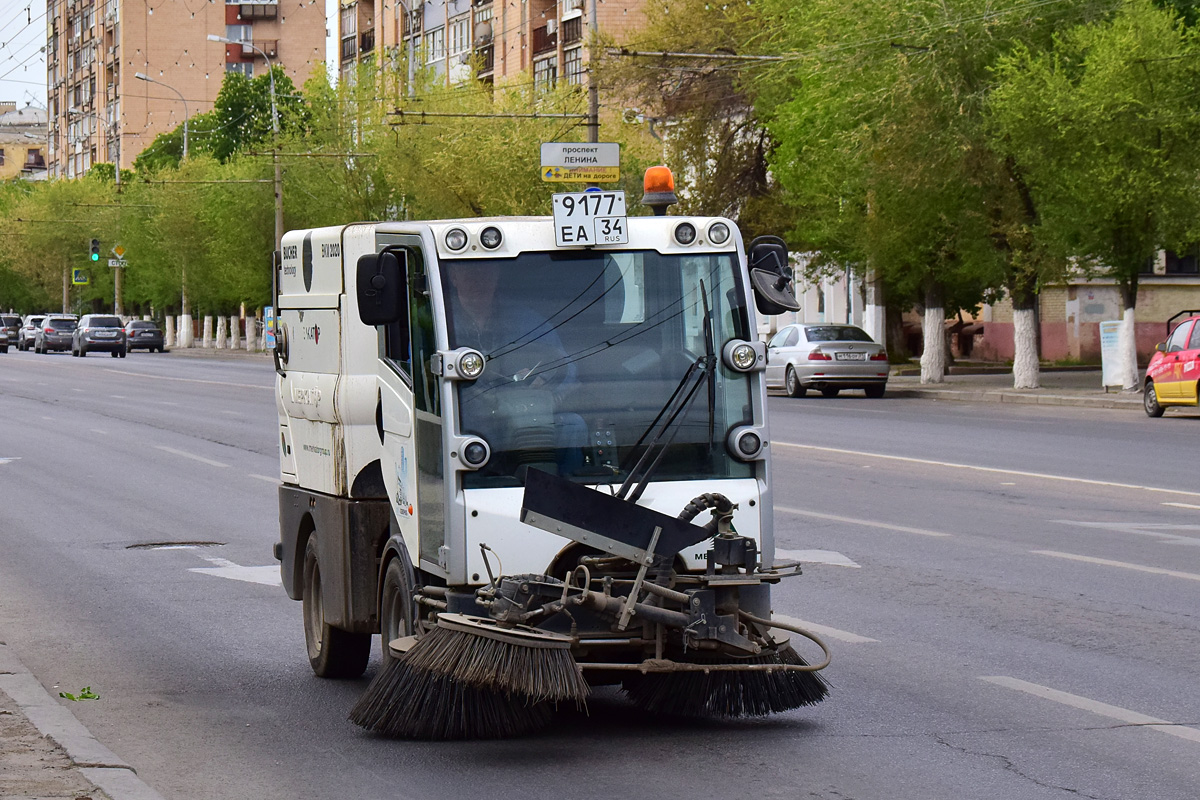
348 658 553 739
621 642 830 718
349 613 587 738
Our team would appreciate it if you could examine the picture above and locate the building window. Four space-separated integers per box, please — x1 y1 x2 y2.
226 61 254 78
564 46 583 85
424 26 445 63
562 16 582 45
340 5 357 37
449 16 469 57
1166 247 1200 275
226 24 252 45
534 55 557 89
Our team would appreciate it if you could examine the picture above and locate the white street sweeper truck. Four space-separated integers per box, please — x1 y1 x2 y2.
273 166 832 738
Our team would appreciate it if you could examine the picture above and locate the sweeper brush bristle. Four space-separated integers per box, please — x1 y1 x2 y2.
405 625 590 705
621 644 830 718
348 658 554 740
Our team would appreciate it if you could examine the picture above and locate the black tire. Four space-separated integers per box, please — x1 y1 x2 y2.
865 384 886 399
81 344 88 357
821 387 841 398
785 366 808 398
302 536 371 678
1144 381 1165 418
34 341 41 354
110 350 119 358
118 348 126 358
379 557 415 669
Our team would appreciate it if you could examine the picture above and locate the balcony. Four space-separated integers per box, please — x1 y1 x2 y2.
562 16 582 45
532 25 556 56
239 3 278 19
243 39 279 58
360 28 375 54
341 36 357 61
476 44 494 75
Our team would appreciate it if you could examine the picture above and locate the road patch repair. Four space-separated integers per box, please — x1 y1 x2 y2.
0 640 165 800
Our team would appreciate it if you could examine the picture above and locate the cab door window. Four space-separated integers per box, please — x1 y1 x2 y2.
1166 322 1192 353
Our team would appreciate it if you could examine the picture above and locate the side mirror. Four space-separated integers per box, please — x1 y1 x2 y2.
1155 341 1166 353
747 235 801 315
357 250 407 326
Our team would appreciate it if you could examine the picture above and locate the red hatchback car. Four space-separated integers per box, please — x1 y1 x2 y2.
1144 313 1200 417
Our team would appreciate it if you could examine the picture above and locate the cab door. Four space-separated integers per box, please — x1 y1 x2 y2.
373 234 446 578
1180 318 1200 404
1156 320 1194 400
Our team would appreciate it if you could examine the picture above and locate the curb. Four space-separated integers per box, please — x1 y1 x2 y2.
888 387 1141 409
0 642 166 800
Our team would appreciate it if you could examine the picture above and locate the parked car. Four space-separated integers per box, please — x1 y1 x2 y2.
765 323 890 398
124 320 166 352
0 314 20 353
18 314 46 350
73 314 127 357
1143 313 1200 417
34 315 77 353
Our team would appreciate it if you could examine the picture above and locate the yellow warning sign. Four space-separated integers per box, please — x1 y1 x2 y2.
542 166 621 183
112 244 126 258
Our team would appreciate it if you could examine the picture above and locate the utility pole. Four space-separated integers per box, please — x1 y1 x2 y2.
587 0 599 144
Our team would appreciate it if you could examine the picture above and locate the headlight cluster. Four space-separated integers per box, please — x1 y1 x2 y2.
673 221 733 247
443 226 504 252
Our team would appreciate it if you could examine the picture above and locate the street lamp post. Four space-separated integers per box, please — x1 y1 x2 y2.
134 72 188 159
208 34 282 312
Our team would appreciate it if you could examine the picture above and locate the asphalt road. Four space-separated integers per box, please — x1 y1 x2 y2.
1 350 1198 800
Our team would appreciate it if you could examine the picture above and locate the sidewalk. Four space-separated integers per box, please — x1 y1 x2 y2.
886 366 1143 409
0 642 164 800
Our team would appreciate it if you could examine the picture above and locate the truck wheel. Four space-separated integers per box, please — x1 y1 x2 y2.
379 557 415 669
302 536 371 678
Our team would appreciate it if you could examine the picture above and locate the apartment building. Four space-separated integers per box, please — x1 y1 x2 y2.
45 0 326 178
336 0 645 91
0 103 49 181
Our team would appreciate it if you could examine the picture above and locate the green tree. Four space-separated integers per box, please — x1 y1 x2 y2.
991 0 1200 388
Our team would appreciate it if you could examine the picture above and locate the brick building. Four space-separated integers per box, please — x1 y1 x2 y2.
335 0 645 91
45 0 326 177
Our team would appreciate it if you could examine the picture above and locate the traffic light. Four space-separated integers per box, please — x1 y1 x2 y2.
89 239 100 262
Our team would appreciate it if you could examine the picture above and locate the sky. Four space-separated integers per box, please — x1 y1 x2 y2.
0 0 338 111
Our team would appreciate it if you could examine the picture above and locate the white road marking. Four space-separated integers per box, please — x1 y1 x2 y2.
189 555 281 587
981 676 1200 745
1053 520 1200 546
248 473 279 484
103 368 270 391
71 388 84 393
772 614 878 644
1163 502 1200 511
158 402 179 407
777 506 952 538
1032 550 1200 582
110 394 125 399
90 429 107 435
154 445 229 468
1001 482 1016 486
776 548 861 568
0 457 20 465
774 442 1200 499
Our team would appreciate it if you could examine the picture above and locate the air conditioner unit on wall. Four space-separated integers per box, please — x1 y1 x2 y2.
546 19 557 35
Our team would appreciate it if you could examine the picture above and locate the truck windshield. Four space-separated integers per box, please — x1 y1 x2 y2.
442 249 754 489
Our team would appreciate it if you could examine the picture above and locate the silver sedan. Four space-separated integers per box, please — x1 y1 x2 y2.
765 323 889 398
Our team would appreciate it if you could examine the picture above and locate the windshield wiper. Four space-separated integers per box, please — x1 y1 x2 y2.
616 281 717 504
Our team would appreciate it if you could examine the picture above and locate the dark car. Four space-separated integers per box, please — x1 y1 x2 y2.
0 314 20 353
18 314 46 350
73 314 127 357
124 319 166 352
34 315 77 353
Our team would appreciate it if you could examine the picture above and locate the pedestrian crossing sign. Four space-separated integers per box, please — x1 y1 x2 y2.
72 269 89 285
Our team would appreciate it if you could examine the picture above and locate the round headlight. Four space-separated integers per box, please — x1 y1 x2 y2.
480 226 503 249
458 350 485 379
462 439 490 468
444 228 468 251
737 431 762 457
731 343 756 371
674 222 697 246
708 222 730 245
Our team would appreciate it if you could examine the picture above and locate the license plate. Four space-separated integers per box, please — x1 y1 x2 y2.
552 191 628 247
835 352 866 361
96 332 116 338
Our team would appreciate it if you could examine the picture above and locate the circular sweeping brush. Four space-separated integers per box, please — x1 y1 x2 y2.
349 657 554 739
404 614 590 705
621 643 830 718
